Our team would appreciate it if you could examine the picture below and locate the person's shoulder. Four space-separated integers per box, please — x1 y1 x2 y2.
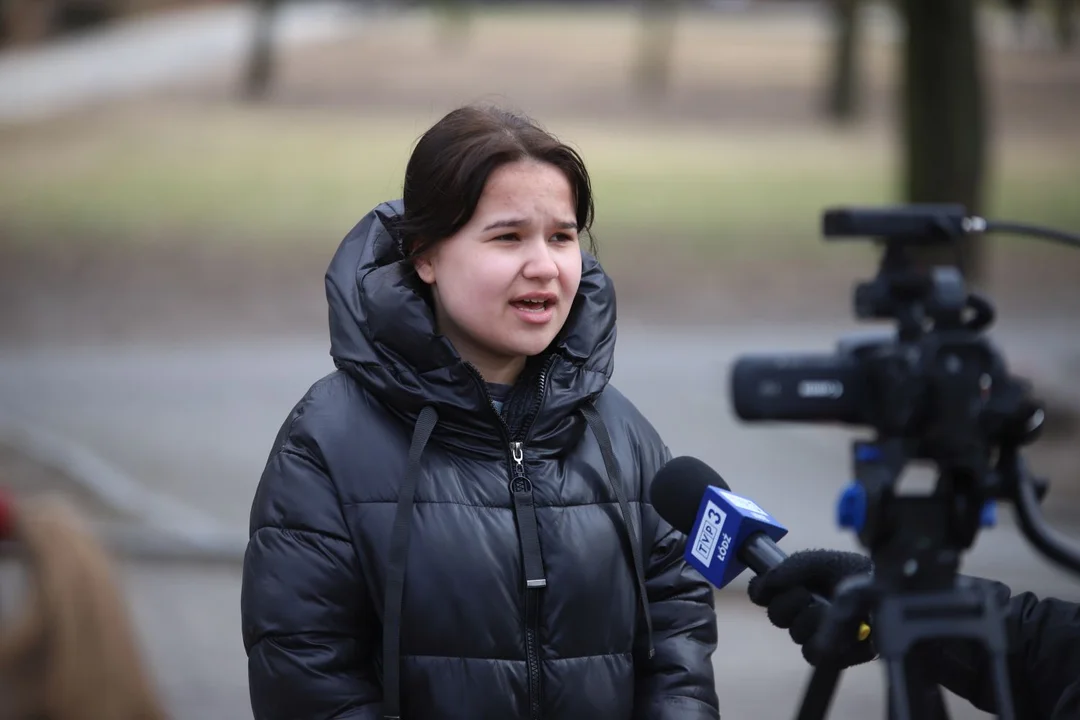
591 385 665 451
585 386 671 497
592 384 651 424
271 369 387 456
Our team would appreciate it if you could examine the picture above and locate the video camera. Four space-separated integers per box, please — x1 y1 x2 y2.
728 204 1080 720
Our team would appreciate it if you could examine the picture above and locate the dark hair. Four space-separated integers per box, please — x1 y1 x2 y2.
396 104 596 258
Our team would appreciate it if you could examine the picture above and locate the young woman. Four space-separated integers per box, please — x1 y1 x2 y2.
241 104 720 719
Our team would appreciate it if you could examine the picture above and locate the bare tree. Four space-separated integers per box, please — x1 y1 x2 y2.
1054 0 1076 49
900 0 987 282
634 0 679 96
243 0 282 100
0 0 58 46
824 0 862 122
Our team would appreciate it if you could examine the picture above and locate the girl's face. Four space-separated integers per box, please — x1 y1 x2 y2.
414 160 583 384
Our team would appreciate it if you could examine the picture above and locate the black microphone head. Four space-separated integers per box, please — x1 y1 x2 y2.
649 456 731 535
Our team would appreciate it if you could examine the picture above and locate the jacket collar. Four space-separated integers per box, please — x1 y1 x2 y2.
325 199 617 456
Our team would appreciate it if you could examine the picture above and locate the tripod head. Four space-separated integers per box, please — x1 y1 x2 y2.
728 204 1080 719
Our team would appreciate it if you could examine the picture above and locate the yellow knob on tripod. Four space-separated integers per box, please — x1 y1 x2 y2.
857 622 872 642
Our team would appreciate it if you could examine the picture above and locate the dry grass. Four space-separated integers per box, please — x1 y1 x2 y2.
1 98 1077 262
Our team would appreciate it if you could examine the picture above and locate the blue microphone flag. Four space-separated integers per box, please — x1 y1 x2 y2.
685 486 789 589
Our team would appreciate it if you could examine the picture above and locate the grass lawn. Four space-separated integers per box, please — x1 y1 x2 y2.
1 101 1078 264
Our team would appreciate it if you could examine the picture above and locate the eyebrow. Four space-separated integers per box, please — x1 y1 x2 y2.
482 218 578 231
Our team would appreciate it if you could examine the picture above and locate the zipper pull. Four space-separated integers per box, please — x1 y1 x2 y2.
510 442 529 493
508 441 546 590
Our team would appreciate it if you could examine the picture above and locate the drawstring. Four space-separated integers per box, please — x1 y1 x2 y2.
382 405 438 720
580 402 655 661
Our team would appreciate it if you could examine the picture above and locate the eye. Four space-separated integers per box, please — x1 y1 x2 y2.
495 233 520 242
551 232 577 243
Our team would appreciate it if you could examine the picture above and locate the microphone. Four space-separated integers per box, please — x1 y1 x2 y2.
650 456 870 641
650 455 789 589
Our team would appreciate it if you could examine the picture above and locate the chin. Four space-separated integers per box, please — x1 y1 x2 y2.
504 332 560 359
512 341 556 358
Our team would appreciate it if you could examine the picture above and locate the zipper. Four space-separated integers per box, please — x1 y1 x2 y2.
465 359 553 720
517 356 554 443
465 356 554 441
510 440 545 720
525 588 542 720
514 360 552 720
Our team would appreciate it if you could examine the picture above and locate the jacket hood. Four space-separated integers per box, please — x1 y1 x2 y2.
325 199 617 456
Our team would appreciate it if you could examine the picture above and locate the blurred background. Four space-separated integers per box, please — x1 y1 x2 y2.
0 0 1077 717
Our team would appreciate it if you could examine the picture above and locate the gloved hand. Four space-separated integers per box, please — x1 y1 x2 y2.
747 549 876 668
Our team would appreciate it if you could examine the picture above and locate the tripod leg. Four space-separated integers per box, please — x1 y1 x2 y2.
796 663 843 720
988 652 1016 719
886 658 913 720
886 654 953 720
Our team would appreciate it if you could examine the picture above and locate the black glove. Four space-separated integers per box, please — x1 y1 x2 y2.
747 549 876 668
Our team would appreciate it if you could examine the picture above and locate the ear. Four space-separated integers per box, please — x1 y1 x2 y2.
413 253 436 285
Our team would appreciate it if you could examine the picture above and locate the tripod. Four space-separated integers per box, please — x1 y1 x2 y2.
793 211 1080 720
795 428 1078 720
727 204 1080 720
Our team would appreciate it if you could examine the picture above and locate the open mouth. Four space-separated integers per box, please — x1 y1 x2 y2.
510 298 554 313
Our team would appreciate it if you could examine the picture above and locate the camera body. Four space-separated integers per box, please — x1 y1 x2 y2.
730 205 1034 474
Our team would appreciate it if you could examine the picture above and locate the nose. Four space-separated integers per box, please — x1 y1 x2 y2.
521 237 559 281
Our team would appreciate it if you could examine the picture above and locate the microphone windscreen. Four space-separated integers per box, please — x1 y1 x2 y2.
650 456 732 535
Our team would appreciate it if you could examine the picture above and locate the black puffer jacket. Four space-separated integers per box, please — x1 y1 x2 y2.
240 200 720 720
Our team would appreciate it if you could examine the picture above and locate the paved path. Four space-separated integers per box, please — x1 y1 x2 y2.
1 320 1077 718
0 0 362 122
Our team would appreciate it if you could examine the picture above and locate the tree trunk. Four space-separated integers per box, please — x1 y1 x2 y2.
242 0 280 100
825 0 861 122
1055 0 1076 50
0 0 59 46
634 0 679 96
901 0 987 283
